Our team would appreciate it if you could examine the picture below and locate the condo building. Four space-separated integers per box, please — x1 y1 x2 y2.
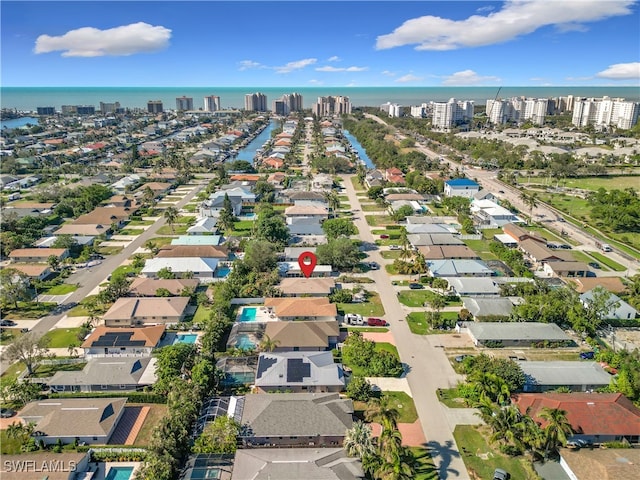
432 98 474 129
99 101 122 114
176 96 194 111
147 100 164 113
572 97 640 130
244 92 267 112
272 93 303 115
204 95 221 112
312 96 352 116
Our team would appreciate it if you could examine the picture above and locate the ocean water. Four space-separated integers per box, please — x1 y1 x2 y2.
1 86 638 112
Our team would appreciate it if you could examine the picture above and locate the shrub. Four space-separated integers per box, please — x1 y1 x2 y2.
345 376 374 402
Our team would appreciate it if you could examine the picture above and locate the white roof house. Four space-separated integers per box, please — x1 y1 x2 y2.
142 257 219 280
447 277 501 296
580 290 639 320
428 259 494 277
471 199 521 227
518 361 613 392
186 216 219 235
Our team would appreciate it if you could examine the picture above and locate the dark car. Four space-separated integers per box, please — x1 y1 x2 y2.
0 408 16 418
580 351 595 360
20 327 29 333
409 283 424 289
367 317 388 327
368 262 380 270
0 320 17 327
380 234 390 239
588 262 601 269
559 244 572 249
498 190 505 194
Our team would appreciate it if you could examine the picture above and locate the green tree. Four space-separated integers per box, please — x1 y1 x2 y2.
316 237 361 270
157 267 176 280
426 295 447 328
153 343 196 395
255 214 289 246
145 240 159 255
243 240 278 273
0 267 30 308
345 376 373 402
322 218 357 239
258 334 280 353
163 206 179 233
2 333 51 375
391 204 414 222
519 191 538 224
344 420 376 460
325 191 341 218
192 415 240 454
538 407 573 458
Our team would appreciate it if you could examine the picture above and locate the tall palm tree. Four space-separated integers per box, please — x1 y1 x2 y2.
538 407 573 458
426 295 447 328
365 396 400 432
398 228 411 261
325 191 341 218
163 206 179 233
373 446 416 480
519 191 538 224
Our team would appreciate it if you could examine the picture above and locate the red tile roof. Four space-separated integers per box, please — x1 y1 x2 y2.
514 392 640 436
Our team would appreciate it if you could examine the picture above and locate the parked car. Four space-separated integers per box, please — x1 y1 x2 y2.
389 245 401 250
379 234 390 239
344 313 364 326
580 351 595 360
0 408 16 418
409 283 424 289
0 320 17 327
20 327 29 333
368 262 380 270
559 244 572 249
367 317 388 327
493 468 509 480
588 262 601 269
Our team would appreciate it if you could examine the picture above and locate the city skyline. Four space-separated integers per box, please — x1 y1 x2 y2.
1 1 639 88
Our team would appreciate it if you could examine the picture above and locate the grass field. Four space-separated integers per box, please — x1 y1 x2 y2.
379 391 418 423
521 175 640 192
127 220 155 226
33 361 86 377
41 328 82 348
381 250 402 260
132 404 169 446
0 430 22 455
406 311 459 334
44 284 78 295
463 239 499 261
118 228 145 236
361 203 387 211
453 425 537 480
338 293 385 317
588 251 627 271
351 176 365 191
147 236 177 247
366 214 396 226
2 302 56 320
191 304 212 324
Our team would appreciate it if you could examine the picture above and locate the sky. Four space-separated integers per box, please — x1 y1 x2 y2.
1 0 639 87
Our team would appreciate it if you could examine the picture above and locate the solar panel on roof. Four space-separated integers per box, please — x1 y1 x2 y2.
286 358 310 383
256 356 277 379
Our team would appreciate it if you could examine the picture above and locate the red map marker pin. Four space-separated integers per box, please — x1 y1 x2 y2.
298 251 317 278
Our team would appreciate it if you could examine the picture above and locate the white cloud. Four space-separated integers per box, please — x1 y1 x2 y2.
34 22 171 57
381 70 396 77
238 60 264 71
308 79 323 85
442 70 501 86
315 66 368 72
274 58 317 74
376 0 634 51
596 62 640 79
395 74 423 83
327 56 340 62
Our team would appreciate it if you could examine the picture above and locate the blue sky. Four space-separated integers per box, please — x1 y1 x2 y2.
2 0 639 87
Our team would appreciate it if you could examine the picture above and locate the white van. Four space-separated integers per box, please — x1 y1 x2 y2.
344 313 364 326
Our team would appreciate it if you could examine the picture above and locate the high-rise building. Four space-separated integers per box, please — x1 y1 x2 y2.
203 95 221 112
76 105 96 115
147 100 164 113
432 98 474 129
312 96 351 116
99 101 121 114
388 104 404 118
572 97 639 129
244 93 267 112
272 93 303 115
176 96 194 111
522 99 548 125
36 107 55 115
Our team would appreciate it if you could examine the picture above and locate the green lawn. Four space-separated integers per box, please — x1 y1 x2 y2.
463 239 499 261
381 250 402 260
147 236 177 247
398 290 443 307
0 430 22 455
0 361 26 383
127 220 155 226
385 263 400 275
366 215 395 226
2 302 56 320
191 304 212 324
0 328 25 346
338 293 385 317
588 251 626 271
453 425 536 480
382 391 418 423
351 176 365 191
406 312 430 334
111 264 140 278
43 283 78 295
32 361 86 377
157 224 191 235
569 249 609 269
95 245 124 255
118 228 145 236
345 327 390 333
481 228 503 240
41 328 83 348
533 175 640 192
437 387 469 408
361 203 387 212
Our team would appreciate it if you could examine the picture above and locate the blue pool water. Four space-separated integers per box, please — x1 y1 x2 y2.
216 267 231 278
174 333 198 344
238 307 258 322
105 467 134 480
235 334 257 350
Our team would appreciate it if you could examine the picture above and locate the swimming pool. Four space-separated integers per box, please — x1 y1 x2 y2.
235 334 257 350
216 267 231 278
237 307 258 322
174 333 198 344
105 466 134 480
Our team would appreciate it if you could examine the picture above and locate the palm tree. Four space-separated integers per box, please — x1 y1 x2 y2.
519 191 538 224
398 228 412 261
163 206 179 233
325 191 341 218
258 334 280 353
538 407 573 458
145 240 159 255
343 420 376 459
373 446 416 480
365 396 400 431
426 295 447 328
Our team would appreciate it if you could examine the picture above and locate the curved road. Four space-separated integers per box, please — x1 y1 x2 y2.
344 174 470 480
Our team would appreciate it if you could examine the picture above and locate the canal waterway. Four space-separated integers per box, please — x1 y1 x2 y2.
343 130 374 169
234 120 276 164
0 116 40 130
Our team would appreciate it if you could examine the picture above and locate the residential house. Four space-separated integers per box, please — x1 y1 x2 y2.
408 233 464 248
519 239 574 264
82 325 166 357
171 235 224 246
405 223 456 235
443 178 480 198
264 321 340 352
102 296 190 326
8 264 52 281
157 244 228 259
544 261 590 278
282 246 317 262
471 199 521 227
277 261 332 278
460 321 573 347
201 187 255 217
427 259 494 277
254 351 345 393
517 361 612 393
239 393 353 448
560 448 640 480
19 398 127 445
232 449 364 480
277 277 336 297
473 190 498 202
128 277 199 297
514 392 640 445
418 245 479 260
48 357 157 393
8 248 68 263
186 216 219 235
503 223 547 244
580 290 638 320
461 297 517 319
569 277 628 294
1 452 90 480
447 277 501 296
141 257 220 281
264 297 337 321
